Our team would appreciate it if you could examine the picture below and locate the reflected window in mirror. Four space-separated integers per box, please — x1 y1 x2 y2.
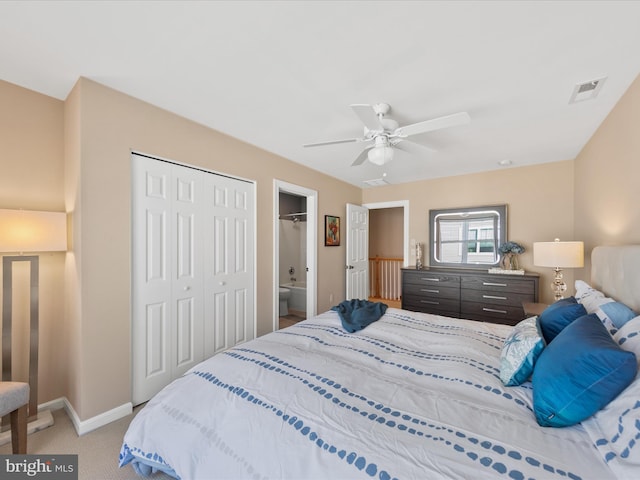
429 205 507 268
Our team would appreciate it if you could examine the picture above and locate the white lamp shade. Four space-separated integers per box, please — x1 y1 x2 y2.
0 209 67 253
368 146 394 165
533 240 584 268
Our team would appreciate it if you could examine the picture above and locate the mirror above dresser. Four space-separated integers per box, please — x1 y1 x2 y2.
429 204 506 269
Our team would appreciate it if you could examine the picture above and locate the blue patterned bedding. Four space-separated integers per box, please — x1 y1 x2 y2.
120 308 615 479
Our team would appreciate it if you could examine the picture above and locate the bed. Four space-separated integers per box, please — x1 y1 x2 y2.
120 246 640 479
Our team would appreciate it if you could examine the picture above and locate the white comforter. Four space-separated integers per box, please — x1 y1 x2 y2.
120 308 614 479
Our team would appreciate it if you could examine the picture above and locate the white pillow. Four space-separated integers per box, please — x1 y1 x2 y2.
575 280 614 313
597 303 638 336
614 315 640 354
583 316 640 478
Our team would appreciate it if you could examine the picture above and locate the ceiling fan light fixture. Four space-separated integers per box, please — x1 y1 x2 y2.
368 146 394 165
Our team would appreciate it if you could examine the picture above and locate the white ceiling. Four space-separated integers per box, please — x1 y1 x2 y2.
2 1 640 187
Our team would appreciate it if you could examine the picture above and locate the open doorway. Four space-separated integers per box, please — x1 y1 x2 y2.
363 200 409 308
274 181 317 331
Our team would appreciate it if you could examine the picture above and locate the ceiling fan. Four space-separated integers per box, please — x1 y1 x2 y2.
304 103 470 166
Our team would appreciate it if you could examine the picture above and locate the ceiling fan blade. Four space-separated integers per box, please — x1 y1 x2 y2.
351 147 372 166
350 104 384 132
393 139 436 155
396 111 470 137
303 138 359 148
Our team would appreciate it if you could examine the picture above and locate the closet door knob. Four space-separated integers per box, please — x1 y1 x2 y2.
219 281 226 286
184 286 191 291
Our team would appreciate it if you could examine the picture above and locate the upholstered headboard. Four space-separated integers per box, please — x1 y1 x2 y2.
591 245 640 312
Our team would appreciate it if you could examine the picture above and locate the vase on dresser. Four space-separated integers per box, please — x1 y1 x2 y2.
501 253 520 271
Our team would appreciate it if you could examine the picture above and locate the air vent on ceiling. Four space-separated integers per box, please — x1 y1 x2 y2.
569 77 607 104
363 177 390 187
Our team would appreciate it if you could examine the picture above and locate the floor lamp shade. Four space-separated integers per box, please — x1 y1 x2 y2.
0 209 67 253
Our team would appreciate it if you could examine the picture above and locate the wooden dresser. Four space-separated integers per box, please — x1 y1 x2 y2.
401 267 539 326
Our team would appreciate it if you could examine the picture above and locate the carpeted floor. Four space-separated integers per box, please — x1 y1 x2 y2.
0 407 172 480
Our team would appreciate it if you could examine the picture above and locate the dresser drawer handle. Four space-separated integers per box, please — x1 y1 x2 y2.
421 277 441 282
483 294 507 300
421 288 439 293
421 300 440 305
483 282 507 287
483 307 507 314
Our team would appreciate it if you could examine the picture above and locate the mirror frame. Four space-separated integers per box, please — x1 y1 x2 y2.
428 204 507 269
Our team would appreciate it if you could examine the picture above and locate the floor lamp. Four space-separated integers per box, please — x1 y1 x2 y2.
533 239 584 302
0 209 67 440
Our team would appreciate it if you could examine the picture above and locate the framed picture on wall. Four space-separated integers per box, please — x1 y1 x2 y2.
324 215 340 246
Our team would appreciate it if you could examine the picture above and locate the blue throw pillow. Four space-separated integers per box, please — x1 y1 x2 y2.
500 317 546 386
532 314 638 428
550 296 577 307
538 301 586 343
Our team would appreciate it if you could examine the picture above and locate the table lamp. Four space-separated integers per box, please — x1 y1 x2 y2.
533 238 584 301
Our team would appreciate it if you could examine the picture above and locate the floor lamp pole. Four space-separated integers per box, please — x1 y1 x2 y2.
2 256 39 423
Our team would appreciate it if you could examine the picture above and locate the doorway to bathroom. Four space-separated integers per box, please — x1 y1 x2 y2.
274 181 317 331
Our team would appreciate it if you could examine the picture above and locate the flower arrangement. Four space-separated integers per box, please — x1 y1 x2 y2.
498 241 525 270
498 241 525 255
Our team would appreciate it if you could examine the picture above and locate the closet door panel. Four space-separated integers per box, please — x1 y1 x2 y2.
212 216 228 275
171 165 204 377
132 156 173 405
175 297 195 368
144 302 167 377
206 291 228 356
204 174 255 354
235 218 247 273
234 288 248 345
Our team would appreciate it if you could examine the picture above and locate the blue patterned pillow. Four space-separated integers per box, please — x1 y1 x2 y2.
533 314 638 428
537 301 587 343
499 317 546 386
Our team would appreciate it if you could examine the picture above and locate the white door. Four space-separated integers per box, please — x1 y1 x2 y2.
170 164 205 379
132 153 255 405
132 156 174 404
203 173 255 357
346 203 369 300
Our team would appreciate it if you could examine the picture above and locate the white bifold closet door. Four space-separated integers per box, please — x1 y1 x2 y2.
131 153 255 405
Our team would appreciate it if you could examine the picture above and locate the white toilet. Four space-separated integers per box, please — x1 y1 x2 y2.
279 287 291 316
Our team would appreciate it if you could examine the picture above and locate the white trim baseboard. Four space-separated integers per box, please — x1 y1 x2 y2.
41 397 133 436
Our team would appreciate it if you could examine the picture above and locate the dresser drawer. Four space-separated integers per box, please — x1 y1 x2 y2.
403 271 460 288
403 283 460 301
402 295 460 317
461 276 536 295
461 288 534 307
460 301 524 326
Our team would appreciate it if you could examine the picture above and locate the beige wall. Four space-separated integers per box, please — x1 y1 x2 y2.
369 207 403 258
363 161 577 304
574 73 640 277
0 80 68 405
66 78 361 419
